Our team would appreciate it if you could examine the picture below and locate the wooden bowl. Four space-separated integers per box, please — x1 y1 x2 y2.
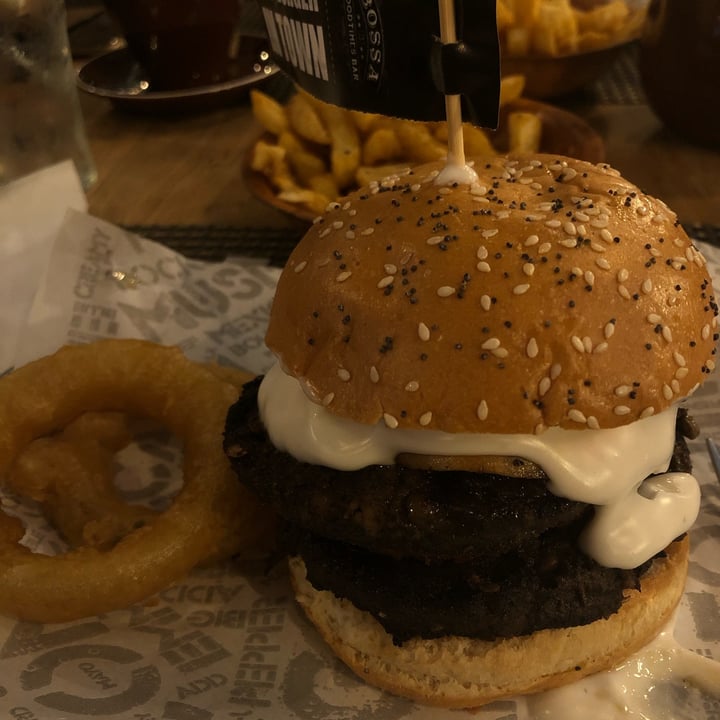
501 42 632 99
493 98 605 161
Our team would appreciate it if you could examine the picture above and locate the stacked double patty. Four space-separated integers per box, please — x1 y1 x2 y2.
225 379 696 644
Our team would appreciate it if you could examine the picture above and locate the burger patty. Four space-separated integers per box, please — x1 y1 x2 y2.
224 378 694 562
288 523 657 644
226 378 587 562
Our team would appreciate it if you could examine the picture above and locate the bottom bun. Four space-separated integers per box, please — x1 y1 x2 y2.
288 536 689 709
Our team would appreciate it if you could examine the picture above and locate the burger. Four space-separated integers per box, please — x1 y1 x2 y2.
224 153 718 707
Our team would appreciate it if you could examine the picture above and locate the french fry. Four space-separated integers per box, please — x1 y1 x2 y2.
531 0 579 57
249 89 288 136
312 99 361 190
511 0 540 27
505 26 531 56
277 131 327 185
286 92 331 145
435 122 495 158
356 164 412 187
576 30 615 52
499 74 527 106
308 173 340 201
362 127 402 166
277 188 331 215
499 0 642 57
575 0 629 35
463 124 496 157
432 122 449 142
348 109 386 136
623 6 648 39
276 130 304 154
496 0 515 31
508 111 542 153
501 0 539 54
392 120 447 163
251 141 297 193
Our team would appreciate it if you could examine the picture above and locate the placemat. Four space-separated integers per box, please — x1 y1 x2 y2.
687 223 720 248
129 222 720 265
124 224 305 265
592 42 645 106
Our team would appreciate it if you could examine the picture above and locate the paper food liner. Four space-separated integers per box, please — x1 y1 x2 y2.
0 168 718 719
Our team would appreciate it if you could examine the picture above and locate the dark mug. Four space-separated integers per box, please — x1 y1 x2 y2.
102 0 246 90
639 0 720 148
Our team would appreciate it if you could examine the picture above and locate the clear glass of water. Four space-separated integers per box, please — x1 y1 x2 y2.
0 0 97 189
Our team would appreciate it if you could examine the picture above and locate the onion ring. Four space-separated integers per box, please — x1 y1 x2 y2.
0 339 271 623
7 412 157 550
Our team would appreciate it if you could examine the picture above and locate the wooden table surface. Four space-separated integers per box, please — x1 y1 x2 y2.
80 91 309 234
78 63 720 235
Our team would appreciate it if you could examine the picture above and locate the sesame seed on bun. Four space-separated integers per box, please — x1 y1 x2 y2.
265 154 718 435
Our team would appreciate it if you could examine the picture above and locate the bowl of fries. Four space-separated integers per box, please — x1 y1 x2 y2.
244 75 605 222
498 0 649 98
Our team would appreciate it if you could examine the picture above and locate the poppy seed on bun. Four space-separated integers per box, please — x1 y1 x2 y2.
265 154 717 435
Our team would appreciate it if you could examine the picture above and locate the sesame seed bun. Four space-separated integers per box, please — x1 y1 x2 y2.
288 536 689 709
266 154 717 435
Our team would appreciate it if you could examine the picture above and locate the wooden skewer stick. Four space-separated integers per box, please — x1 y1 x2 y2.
436 0 478 185
438 0 464 170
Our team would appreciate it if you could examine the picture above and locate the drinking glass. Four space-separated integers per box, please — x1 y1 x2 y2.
101 0 246 91
0 0 97 189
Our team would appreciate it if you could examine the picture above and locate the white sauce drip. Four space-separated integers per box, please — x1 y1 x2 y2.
259 363 701 569
582 474 700 569
524 624 720 719
434 160 479 187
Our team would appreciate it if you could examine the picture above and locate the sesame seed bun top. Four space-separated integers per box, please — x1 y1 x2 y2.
265 154 718 435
